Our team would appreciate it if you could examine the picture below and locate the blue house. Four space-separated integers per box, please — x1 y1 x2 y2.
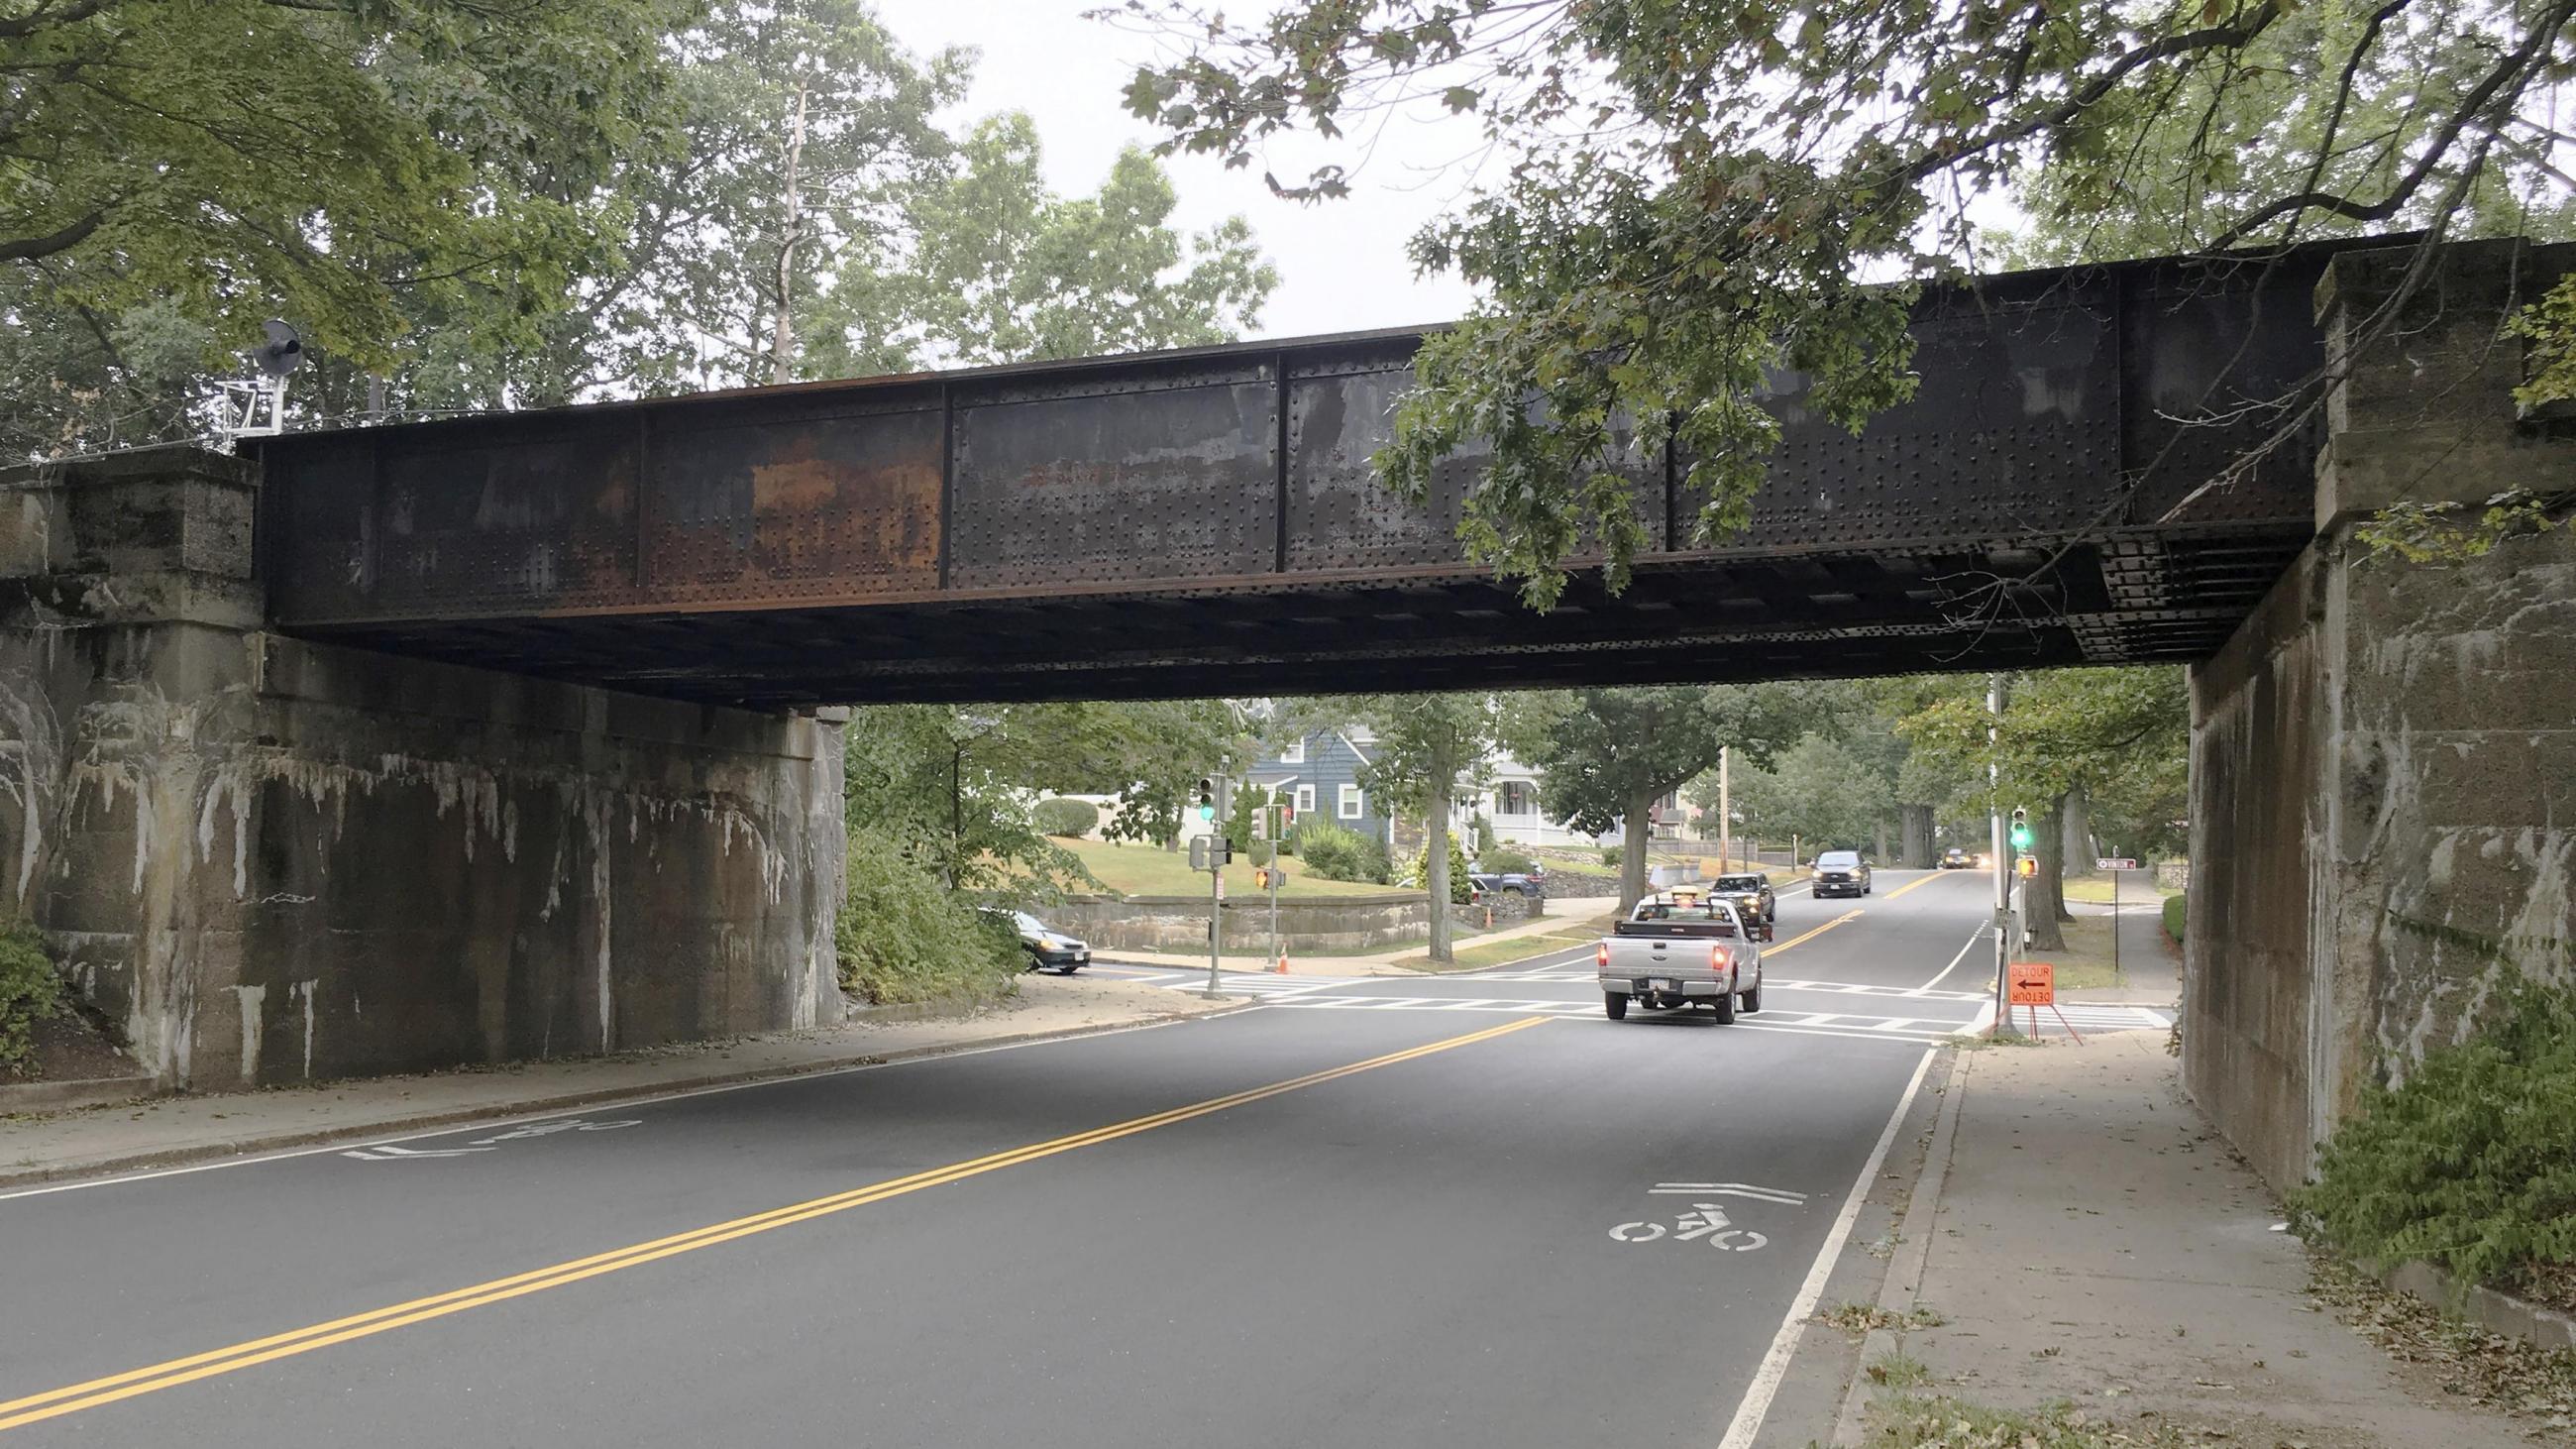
1246 727 1392 844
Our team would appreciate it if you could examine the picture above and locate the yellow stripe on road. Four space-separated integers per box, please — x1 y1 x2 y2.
0 1016 1551 1433
1767 911 1863 954
1883 870 1966 901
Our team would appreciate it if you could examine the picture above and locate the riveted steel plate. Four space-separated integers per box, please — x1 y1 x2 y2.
948 381 1275 589
641 405 943 603
371 420 638 615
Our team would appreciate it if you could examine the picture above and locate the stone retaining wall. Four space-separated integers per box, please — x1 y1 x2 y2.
1045 892 1430 954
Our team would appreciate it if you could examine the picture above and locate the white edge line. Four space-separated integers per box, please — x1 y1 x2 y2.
0 1012 1211 1203
1908 921 1991 995
1734 1022 1957 1047
1715 1044 1939 1449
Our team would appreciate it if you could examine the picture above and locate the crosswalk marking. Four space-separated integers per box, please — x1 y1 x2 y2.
1458 967 1988 1003
1254 993 1962 1041
2002 1004 2172 1036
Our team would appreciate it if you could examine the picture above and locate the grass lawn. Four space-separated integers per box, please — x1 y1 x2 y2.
2004 914 2133 990
1386 911 1621 973
2060 873 2177 905
1054 837 1410 901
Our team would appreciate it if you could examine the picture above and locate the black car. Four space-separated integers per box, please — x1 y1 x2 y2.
1707 872 1776 922
1938 847 1974 869
981 908 1091 973
1811 850 1873 898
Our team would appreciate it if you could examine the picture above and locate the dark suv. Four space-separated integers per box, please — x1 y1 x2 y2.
1811 850 1873 898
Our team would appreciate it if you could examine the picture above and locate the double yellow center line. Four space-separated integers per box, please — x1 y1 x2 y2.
1761 868 1968 956
0 1015 1551 1433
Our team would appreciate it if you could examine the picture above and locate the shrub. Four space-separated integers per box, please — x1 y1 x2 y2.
1295 822 1389 884
2162 892 2186 943
1480 845 1536 875
0 917 65 1077
1400 831 1475 903
1469 813 1496 857
1031 797 1100 838
2292 977 2576 1299
834 829 1023 1005
1601 846 1622 867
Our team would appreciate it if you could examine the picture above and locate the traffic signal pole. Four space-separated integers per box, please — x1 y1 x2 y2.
1207 765 1230 997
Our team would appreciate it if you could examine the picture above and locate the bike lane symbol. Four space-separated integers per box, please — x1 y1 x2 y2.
1608 1202 1769 1252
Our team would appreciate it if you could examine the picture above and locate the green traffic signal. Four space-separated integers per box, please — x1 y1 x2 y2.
2008 824 2032 849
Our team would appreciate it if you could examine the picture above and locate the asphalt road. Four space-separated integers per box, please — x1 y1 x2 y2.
1 869 2008 1448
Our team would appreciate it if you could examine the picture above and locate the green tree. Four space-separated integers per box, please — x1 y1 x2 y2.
1116 0 2576 606
1896 668 2187 948
1314 694 1501 963
813 113 1277 373
1708 735 1896 865
1511 685 1819 911
1 0 684 431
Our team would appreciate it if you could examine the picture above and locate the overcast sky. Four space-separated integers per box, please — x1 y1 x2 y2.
866 0 1485 341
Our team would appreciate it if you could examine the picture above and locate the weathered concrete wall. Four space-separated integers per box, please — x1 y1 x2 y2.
2185 240 2576 1189
1 447 845 1087
1045 893 1429 954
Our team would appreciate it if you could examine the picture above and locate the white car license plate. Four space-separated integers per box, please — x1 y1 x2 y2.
1648 977 1673 991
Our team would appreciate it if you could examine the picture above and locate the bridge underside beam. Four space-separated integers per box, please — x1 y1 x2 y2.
259 243 2351 707
287 529 2306 706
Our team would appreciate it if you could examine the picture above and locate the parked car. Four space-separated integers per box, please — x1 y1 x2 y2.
1468 865 1548 899
1811 850 1873 898
1707 871 1775 923
1594 893 1765 1023
981 908 1090 973
1938 847 1974 869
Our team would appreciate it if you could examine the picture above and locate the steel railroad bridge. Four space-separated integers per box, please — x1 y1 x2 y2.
256 243 2350 707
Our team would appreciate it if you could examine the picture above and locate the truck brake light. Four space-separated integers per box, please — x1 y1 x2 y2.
1595 942 1610 969
1709 945 1732 970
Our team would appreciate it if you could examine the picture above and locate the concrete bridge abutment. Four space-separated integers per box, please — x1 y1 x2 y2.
2185 239 2576 1190
1 447 846 1088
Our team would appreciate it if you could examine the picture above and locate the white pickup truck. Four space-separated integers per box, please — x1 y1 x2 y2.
1594 893 1767 1024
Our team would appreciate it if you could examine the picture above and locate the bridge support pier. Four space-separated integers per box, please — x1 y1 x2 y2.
2185 240 2576 1189
1 447 845 1087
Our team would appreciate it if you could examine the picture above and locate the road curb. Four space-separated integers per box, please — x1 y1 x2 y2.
0 1000 1256 1192
1831 1047 1975 1447
0 1074 163 1115
2381 1259 2576 1355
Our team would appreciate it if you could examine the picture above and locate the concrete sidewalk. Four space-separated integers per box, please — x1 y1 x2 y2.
0 977 1240 1191
1840 1033 2540 1447
1098 893 1621 974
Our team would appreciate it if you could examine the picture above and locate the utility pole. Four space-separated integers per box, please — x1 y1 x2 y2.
1987 673 2014 1035
1718 744 1732 870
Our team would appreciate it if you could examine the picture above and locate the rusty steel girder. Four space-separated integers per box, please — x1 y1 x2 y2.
256 243 2347 708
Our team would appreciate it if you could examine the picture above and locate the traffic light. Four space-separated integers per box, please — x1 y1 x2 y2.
2016 855 2038 879
2007 807 2033 851
1195 777 1216 821
1251 807 1268 842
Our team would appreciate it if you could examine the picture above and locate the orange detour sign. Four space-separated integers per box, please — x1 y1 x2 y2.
2007 961 2055 1005
2005 961 2082 1043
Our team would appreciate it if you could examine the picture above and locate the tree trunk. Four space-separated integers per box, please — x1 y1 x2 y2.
1900 804 1935 869
1426 739 1455 964
1872 814 1889 863
1620 786 1656 912
2061 780 2094 878
2024 791 2071 949
766 80 810 385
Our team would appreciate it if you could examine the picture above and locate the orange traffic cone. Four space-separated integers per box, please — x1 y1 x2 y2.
1273 954 1289 974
